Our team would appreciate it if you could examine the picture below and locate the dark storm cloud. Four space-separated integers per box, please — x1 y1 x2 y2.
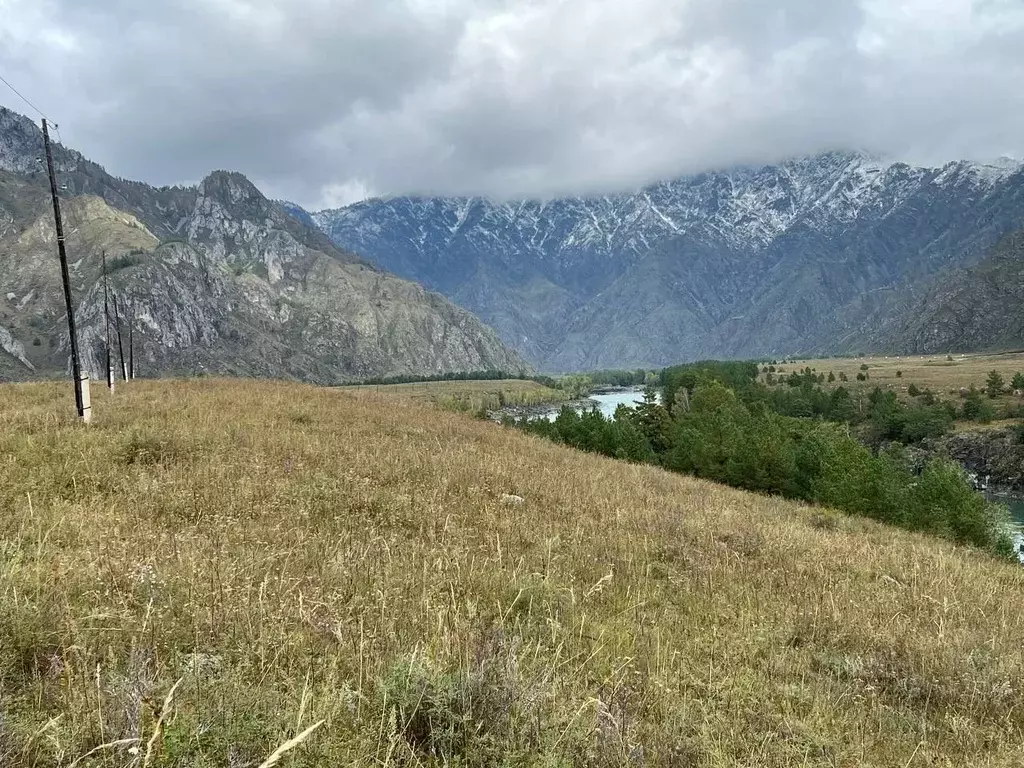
2 0 1024 208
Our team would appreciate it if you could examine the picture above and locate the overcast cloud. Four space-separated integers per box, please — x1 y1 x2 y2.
2 0 1024 209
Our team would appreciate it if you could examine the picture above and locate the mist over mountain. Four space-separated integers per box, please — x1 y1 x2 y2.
312 152 1024 370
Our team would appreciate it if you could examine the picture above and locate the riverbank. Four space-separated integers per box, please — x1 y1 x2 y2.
889 427 1024 560
917 425 1024 492
490 386 653 422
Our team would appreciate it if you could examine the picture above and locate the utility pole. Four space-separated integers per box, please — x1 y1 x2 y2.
113 293 128 381
42 118 89 422
128 302 135 380
101 251 114 391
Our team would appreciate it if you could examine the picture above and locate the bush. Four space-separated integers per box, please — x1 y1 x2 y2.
907 383 921 397
107 252 143 271
986 370 1005 398
558 374 593 399
896 370 903 378
962 387 995 422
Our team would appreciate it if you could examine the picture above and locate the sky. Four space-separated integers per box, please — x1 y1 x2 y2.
2 0 1024 210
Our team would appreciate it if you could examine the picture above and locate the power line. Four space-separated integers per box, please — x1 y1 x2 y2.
0 71 51 122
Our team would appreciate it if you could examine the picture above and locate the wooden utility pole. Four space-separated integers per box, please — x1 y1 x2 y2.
42 118 89 422
128 302 135 379
101 251 115 391
113 293 128 381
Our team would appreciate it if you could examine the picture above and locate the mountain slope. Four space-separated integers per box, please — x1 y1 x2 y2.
313 153 1024 370
0 107 529 381
873 230 1024 354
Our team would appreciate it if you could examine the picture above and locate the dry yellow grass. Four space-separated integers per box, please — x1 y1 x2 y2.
1 379 1023 766
346 379 566 415
781 351 1024 394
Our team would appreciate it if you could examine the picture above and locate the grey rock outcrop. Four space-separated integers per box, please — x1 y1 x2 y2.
0 107 529 382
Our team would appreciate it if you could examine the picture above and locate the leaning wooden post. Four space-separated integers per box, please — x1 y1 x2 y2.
42 118 89 421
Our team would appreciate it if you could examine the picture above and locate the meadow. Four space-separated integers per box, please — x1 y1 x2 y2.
780 350 1024 396
345 378 567 416
1 379 1023 766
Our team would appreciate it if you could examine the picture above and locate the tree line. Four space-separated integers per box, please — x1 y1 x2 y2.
341 370 560 388
511 361 1013 557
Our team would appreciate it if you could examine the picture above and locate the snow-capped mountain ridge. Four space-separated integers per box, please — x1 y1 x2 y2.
312 150 1024 369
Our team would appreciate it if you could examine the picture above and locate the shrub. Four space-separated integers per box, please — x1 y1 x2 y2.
559 374 593 399
1012 372 1024 391
962 387 995 422
907 383 921 397
896 370 903 378
986 370 1005 398
107 253 143 271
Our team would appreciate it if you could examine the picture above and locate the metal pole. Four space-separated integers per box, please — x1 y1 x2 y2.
42 118 87 421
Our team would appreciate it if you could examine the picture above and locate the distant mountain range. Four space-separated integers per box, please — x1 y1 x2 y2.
310 152 1024 370
0 106 529 382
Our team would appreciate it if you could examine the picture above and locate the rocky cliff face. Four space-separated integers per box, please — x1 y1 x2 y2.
867 231 1024 355
906 426 1024 494
313 152 1024 370
0 107 529 382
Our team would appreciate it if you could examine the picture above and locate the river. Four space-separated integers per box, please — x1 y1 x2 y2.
542 387 655 421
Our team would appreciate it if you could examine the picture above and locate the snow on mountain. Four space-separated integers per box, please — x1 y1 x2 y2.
312 151 1024 370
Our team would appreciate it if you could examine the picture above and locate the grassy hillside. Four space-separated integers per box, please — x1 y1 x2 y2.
1 380 1023 767
345 378 567 416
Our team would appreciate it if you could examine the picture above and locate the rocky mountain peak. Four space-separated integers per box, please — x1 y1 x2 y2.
0 107 43 174
313 150 1024 369
0 107 86 176
0 104 529 381
199 170 265 208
